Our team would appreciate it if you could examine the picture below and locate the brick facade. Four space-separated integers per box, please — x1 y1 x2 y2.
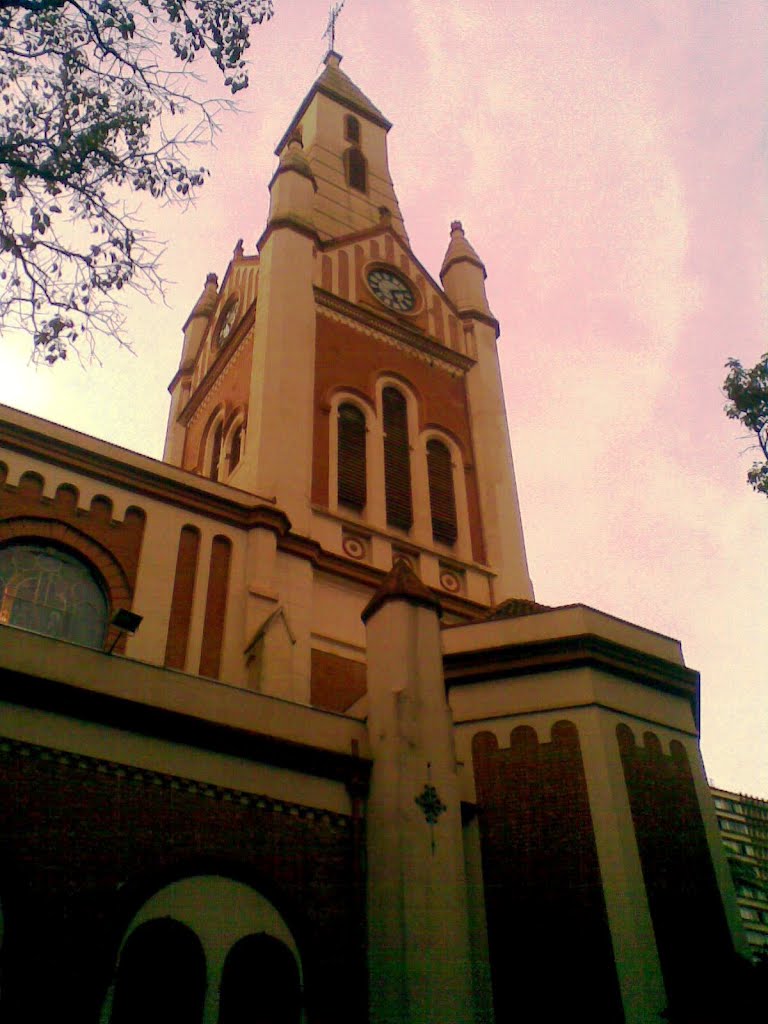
0 736 365 1024
472 722 625 1023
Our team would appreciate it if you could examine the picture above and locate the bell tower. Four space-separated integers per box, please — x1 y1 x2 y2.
163 52 534 706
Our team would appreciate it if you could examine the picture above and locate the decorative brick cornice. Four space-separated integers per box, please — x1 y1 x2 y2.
315 290 474 375
0 417 288 532
0 735 353 828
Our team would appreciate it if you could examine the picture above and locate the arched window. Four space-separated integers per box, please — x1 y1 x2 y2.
0 543 108 648
229 424 244 472
219 933 301 1024
382 387 413 530
337 403 366 511
427 439 458 544
346 147 367 193
210 421 223 481
344 115 360 144
110 918 206 1024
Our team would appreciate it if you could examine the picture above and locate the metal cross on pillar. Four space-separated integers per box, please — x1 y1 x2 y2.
323 0 345 55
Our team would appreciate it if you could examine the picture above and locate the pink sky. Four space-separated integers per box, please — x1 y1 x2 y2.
1 1 765 795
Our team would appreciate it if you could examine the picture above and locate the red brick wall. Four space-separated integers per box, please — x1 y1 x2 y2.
472 722 624 1023
313 313 486 564
617 725 734 1018
0 472 145 651
310 649 367 712
198 534 231 679
164 525 201 670
0 736 365 1024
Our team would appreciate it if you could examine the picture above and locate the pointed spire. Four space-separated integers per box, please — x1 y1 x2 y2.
361 558 443 623
440 221 492 317
440 221 486 279
186 272 219 322
273 130 316 187
178 272 219 366
265 130 317 237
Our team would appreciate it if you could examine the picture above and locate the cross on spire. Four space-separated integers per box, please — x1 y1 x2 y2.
323 0 345 54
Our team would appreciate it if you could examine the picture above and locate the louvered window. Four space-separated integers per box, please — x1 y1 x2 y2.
337 403 367 511
209 421 223 481
383 387 413 530
345 115 360 144
427 438 458 544
347 147 367 192
229 425 243 472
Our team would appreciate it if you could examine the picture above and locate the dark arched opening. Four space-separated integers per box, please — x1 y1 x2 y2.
110 917 206 1024
219 932 301 1024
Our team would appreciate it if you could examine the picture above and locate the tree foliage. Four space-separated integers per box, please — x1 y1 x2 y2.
723 352 768 497
0 0 273 363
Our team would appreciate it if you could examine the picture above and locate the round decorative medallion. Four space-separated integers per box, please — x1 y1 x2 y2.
366 267 416 313
342 535 366 560
439 569 461 593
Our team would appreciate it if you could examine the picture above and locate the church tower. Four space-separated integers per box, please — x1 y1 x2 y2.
164 54 533 678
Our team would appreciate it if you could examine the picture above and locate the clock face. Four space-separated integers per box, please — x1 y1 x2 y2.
216 299 238 345
367 268 416 313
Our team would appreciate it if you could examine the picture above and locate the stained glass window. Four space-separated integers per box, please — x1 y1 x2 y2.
0 544 108 648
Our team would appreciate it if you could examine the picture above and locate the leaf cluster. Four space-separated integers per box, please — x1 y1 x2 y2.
723 353 768 497
0 0 273 362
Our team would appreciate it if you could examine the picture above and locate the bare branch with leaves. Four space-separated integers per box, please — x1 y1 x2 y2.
0 0 273 362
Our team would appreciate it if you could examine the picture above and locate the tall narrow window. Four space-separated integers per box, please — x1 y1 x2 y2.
337 403 366 511
199 534 231 679
110 918 205 1024
229 425 243 472
345 115 360 144
210 421 223 481
427 439 458 544
219 933 301 1024
346 148 367 192
382 387 413 530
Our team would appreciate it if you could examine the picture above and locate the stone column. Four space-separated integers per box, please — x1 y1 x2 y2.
363 560 474 1024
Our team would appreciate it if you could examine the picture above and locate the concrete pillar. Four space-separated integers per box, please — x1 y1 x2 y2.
234 135 318 533
363 560 474 1024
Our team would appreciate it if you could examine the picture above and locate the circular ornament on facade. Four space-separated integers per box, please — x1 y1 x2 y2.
439 569 461 593
216 298 239 346
366 267 416 313
342 535 366 560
